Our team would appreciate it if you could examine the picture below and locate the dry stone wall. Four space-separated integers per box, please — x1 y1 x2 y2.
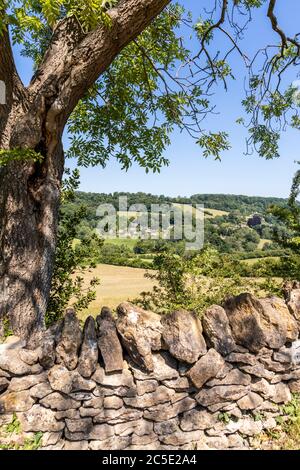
1 285 300 450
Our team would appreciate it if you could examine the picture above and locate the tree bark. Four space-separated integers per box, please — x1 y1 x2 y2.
0 0 171 345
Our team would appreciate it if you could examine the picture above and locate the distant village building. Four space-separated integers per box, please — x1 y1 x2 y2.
247 214 262 228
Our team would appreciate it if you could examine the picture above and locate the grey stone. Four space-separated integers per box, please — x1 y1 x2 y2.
0 390 34 412
56 409 80 420
65 423 114 441
39 322 62 369
103 396 123 409
162 376 191 391
56 309 82 370
129 352 179 382
93 407 143 424
19 404 65 432
64 441 89 450
239 418 263 436
206 368 251 387
226 352 257 365
161 310 206 364
0 377 9 392
19 348 40 366
92 364 135 389
66 418 93 433
40 392 80 410
180 408 217 431
124 386 174 408
237 392 264 410
89 436 130 450
136 380 158 395
0 349 38 376
202 305 236 355
187 348 225 389
114 419 153 436
144 397 196 422
72 371 96 391
29 382 53 399
116 302 163 372
195 385 249 407
48 365 73 394
8 372 47 392
154 418 179 435
160 430 205 446
97 307 123 372
77 316 98 378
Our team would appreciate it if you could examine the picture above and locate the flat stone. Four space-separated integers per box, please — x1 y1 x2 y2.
136 380 158 395
103 396 123 409
271 383 291 403
48 365 73 394
89 436 130 450
161 310 207 364
116 302 163 372
19 348 40 366
39 322 62 369
19 404 65 432
56 309 82 370
66 418 93 434
160 430 205 446
93 407 143 424
240 364 275 381
144 397 196 422
72 371 96 391
187 348 225 389
29 382 53 399
180 408 217 431
97 307 123 373
79 407 102 418
8 372 47 392
40 431 62 447
56 409 80 420
288 379 300 393
40 392 80 410
0 390 34 412
124 385 174 408
65 423 114 441
92 364 135 389
259 296 298 347
154 418 179 435
77 316 98 378
162 376 191 391
195 385 249 407
237 392 264 410
206 368 251 387
239 418 263 436
0 349 38 376
129 352 179 382
82 395 104 408
64 441 89 450
226 352 257 365
206 435 229 449
202 305 236 356
114 419 153 437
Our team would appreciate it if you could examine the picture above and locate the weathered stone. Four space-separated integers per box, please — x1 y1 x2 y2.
114 419 153 437
251 378 273 398
40 431 63 447
161 310 206 364
187 348 225 389
239 418 263 436
263 417 277 430
206 369 251 387
227 434 245 448
56 309 82 370
0 349 37 376
48 365 73 394
136 380 158 395
19 404 65 432
39 322 62 369
89 436 130 450
202 305 236 355
195 385 249 407
93 407 143 424
97 307 123 372
160 430 205 446
64 441 89 450
56 409 80 420
273 348 293 364
83 395 103 408
0 390 34 413
154 418 179 435
29 382 53 399
224 293 298 353
271 383 291 403
66 418 93 434
72 371 96 391
226 352 257 366
131 432 158 446
240 364 275 381
206 435 229 449
40 392 80 410
0 377 9 392
127 441 161 451
162 376 191 391
8 372 47 392
288 379 300 393
283 281 300 328
144 397 196 422
180 408 217 431
129 352 179 382
80 407 101 417
19 348 40 366
0 369 10 378
124 386 174 409
77 316 98 378
92 364 135 389
237 392 264 410
65 423 114 441
116 302 163 371
103 396 123 409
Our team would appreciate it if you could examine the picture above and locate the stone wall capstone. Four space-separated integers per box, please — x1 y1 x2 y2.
1 288 300 450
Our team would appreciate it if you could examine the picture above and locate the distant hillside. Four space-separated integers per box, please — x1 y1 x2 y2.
71 191 288 215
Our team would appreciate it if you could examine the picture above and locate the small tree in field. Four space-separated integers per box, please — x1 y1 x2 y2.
0 0 300 343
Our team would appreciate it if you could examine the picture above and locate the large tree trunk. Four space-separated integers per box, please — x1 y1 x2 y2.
0 0 171 344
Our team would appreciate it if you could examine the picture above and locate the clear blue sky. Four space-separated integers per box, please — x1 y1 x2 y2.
13 0 300 198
